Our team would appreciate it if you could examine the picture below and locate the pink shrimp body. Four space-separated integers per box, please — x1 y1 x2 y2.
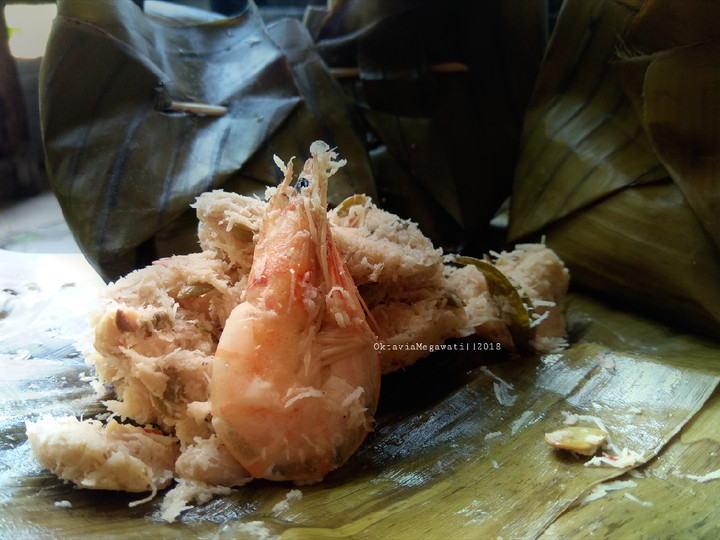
210 142 380 482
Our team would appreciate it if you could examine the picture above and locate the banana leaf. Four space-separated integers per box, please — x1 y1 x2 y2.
542 386 720 539
2 250 720 538
543 297 720 539
312 0 547 255
216 16 378 207
40 0 301 281
508 0 720 339
43 0 545 282
152 14 381 271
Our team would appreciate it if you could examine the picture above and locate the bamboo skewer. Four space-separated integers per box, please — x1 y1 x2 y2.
167 100 229 116
330 61 469 79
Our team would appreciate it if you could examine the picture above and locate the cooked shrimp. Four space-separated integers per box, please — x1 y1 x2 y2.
210 141 380 483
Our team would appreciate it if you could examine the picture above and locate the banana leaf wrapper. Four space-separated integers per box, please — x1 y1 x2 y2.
43 0 546 282
2 251 719 538
41 0 376 282
149 14 380 275
311 0 547 255
508 0 720 339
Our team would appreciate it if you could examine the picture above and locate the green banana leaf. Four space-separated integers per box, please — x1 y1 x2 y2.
42 0 546 282
13 0 720 536
41 0 303 281
151 14 381 271
216 16 378 208
508 0 720 339
2 250 719 538
310 0 548 255
542 386 720 539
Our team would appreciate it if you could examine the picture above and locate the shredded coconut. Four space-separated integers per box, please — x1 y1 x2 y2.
480 366 518 407
582 479 637 504
271 489 303 513
284 387 325 409
341 386 365 408
529 309 550 328
585 447 644 469
159 479 235 522
624 492 653 506
685 468 720 483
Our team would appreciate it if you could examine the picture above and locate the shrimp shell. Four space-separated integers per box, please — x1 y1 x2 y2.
210 142 380 482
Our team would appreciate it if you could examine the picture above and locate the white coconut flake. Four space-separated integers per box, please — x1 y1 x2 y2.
284 387 325 409
480 366 517 406
54 500 72 508
624 492 653 506
585 447 644 469
159 479 235 522
582 479 638 504
271 489 303 514
529 309 550 328
685 468 720 484
233 520 278 540
273 154 288 174
510 410 534 436
341 386 364 408
484 431 502 441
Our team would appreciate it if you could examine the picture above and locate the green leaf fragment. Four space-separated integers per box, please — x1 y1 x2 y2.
230 224 254 242
453 255 533 353
333 194 368 218
176 282 214 299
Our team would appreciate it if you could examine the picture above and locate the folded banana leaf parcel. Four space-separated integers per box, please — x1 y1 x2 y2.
41 0 547 282
40 0 377 281
509 0 720 340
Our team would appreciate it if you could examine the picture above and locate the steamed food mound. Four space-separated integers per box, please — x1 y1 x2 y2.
26 141 570 521
90 252 246 446
446 245 569 354
27 417 178 499
193 190 262 270
329 194 468 371
328 194 443 286
494 244 569 352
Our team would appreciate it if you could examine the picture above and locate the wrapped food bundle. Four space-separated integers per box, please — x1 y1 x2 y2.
509 0 720 339
40 0 547 281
